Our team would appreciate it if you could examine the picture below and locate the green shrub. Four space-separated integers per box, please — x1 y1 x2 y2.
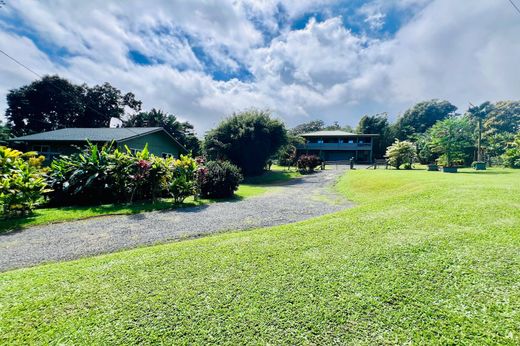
48 142 123 206
166 155 198 203
296 154 321 173
204 109 287 176
0 146 50 217
197 160 243 198
502 133 520 168
48 143 199 206
385 140 417 169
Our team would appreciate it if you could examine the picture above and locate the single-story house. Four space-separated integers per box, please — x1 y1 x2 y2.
8 127 186 162
296 130 379 163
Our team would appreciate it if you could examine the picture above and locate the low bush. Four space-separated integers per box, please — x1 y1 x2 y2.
0 146 50 217
197 160 243 198
296 154 321 173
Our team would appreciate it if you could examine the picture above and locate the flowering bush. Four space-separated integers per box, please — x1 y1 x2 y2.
0 146 50 217
48 143 200 206
296 154 321 173
197 160 242 198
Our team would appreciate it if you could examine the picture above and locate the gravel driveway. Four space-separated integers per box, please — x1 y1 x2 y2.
0 168 352 271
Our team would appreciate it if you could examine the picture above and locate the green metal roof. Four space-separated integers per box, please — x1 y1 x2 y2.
300 130 379 137
9 127 164 142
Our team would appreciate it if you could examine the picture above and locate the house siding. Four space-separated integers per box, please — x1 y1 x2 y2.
119 131 181 157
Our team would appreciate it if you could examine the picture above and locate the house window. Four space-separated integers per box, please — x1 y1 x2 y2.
129 148 139 155
162 152 174 158
32 145 51 153
317 139 324 144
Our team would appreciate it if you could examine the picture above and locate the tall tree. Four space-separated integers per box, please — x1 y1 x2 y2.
426 116 474 167
467 101 494 162
356 113 394 158
324 121 341 130
124 109 200 155
484 100 520 135
79 83 141 127
5 75 142 136
396 99 457 140
290 120 325 135
204 109 287 176
6 75 85 136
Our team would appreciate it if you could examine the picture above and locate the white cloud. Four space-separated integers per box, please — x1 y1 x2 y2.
0 0 519 133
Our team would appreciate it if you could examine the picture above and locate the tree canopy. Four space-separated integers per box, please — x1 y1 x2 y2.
5 75 142 136
484 100 520 135
356 113 394 158
426 116 474 167
124 109 200 155
290 120 325 135
204 109 287 176
396 99 457 140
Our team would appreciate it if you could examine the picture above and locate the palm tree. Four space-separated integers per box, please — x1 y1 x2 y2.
468 102 494 162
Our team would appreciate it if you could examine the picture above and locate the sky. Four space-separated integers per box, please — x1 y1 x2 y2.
0 0 519 135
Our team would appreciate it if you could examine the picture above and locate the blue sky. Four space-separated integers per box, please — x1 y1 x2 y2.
0 0 519 133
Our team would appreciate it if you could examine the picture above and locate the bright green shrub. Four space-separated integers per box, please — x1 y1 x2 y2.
166 155 198 203
385 140 417 169
197 160 243 199
502 133 520 168
0 146 50 217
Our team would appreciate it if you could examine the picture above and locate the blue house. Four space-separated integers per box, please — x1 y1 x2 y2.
297 130 379 163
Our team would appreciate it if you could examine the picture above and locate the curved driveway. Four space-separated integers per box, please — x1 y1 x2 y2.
0 168 352 271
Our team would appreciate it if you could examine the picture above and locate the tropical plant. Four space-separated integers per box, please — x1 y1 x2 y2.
296 154 321 173
385 140 417 169
197 160 243 198
166 155 198 203
204 109 287 176
48 142 120 206
0 146 50 217
502 133 520 168
426 117 474 167
467 101 494 162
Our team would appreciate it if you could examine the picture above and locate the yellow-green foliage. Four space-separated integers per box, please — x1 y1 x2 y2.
0 146 49 217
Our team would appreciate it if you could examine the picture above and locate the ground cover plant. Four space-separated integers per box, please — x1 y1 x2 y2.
1 168 518 344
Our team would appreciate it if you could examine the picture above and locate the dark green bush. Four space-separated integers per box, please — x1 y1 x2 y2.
197 160 243 198
204 109 287 176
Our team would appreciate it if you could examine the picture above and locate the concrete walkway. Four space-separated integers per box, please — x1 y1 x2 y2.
0 168 352 272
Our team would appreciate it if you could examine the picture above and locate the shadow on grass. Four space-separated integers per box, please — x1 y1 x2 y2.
0 198 207 235
457 170 513 175
243 169 300 185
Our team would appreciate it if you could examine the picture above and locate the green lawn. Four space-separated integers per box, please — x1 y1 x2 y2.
1 168 519 344
0 168 296 233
